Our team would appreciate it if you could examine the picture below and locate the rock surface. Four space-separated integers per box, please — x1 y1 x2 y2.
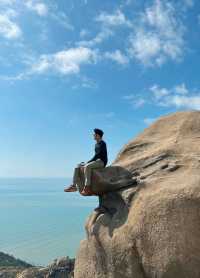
74 110 200 278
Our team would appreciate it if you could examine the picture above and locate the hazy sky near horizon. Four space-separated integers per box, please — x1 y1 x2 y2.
0 0 200 177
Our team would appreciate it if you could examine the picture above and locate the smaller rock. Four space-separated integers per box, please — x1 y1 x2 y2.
17 257 74 278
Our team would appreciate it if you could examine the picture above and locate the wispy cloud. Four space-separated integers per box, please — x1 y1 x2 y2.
77 28 113 47
79 29 90 38
50 10 74 30
25 0 48 16
123 0 132 6
166 95 200 109
31 47 98 75
1 0 73 32
72 75 98 89
128 0 185 66
0 0 48 17
123 94 146 108
150 85 170 100
96 9 132 28
123 83 200 110
173 83 189 95
78 0 191 68
77 9 132 48
0 13 22 39
0 0 194 84
150 83 200 109
25 1 74 30
0 46 99 81
104 50 129 65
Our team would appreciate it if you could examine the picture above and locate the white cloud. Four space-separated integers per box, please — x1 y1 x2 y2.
150 85 170 100
24 2 74 30
123 83 200 110
0 47 99 82
129 30 161 65
77 9 131 48
80 76 97 89
134 98 146 107
150 83 200 110
71 76 97 89
96 9 132 28
165 95 200 110
77 28 113 47
150 83 189 101
123 94 146 108
29 47 98 76
25 0 48 16
80 29 90 38
50 10 74 30
104 50 129 65
123 94 135 100
174 83 188 95
0 13 22 39
1 0 73 30
4 8 18 17
128 0 185 66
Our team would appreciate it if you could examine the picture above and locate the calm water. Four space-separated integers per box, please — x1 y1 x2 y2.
0 178 98 266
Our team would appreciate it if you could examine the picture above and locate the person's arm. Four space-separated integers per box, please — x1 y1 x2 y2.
87 150 100 163
87 156 96 164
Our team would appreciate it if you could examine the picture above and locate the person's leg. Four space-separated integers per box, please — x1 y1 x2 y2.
73 167 80 186
94 195 107 213
64 164 82 192
81 159 104 195
75 165 86 192
84 160 104 187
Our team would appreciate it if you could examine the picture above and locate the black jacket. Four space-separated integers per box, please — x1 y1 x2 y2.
87 140 108 167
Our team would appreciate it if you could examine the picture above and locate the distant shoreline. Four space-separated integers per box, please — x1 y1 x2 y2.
0 251 75 277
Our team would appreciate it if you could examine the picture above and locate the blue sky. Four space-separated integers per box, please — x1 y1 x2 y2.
0 0 200 177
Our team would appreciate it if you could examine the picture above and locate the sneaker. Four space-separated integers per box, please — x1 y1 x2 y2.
81 185 95 196
64 184 77 192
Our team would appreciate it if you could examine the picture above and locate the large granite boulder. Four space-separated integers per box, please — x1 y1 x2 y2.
74 110 200 278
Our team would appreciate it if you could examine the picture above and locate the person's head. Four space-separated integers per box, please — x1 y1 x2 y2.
93 128 104 142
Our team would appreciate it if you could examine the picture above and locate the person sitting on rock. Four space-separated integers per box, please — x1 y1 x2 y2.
64 128 108 196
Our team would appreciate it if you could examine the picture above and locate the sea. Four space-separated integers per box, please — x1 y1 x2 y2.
0 177 98 266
